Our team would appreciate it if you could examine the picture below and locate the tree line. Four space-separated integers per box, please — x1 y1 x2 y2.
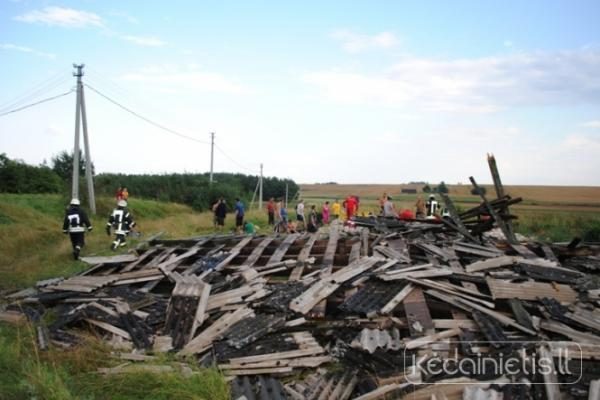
0 151 298 211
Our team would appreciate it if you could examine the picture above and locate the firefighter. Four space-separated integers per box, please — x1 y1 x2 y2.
426 194 439 219
62 198 92 260
106 200 136 250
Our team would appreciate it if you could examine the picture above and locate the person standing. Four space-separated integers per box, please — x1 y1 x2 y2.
211 199 220 228
266 197 275 226
322 201 330 224
215 198 227 231
382 196 397 218
344 195 357 221
106 200 136 250
307 205 318 233
426 194 439 219
62 198 92 260
234 198 245 234
415 196 426 219
122 187 129 201
331 199 341 220
296 199 305 231
115 186 123 201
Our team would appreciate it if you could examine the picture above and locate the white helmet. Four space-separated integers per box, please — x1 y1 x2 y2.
117 200 127 207
429 194 435 200
70 198 80 206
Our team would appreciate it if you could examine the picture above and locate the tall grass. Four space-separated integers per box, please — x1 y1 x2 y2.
514 210 600 242
0 323 229 400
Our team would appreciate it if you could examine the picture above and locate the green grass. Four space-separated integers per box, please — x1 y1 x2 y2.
0 193 233 400
513 209 600 242
0 323 228 400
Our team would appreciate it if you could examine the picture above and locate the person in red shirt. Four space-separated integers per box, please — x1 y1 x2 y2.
344 195 357 220
266 197 275 225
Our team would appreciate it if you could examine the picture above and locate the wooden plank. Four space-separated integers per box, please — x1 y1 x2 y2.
224 366 294 376
215 236 254 270
121 248 159 272
403 287 434 335
180 307 254 355
322 226 340 268
268 233 299 264
348 241 362 264
381 283 414 314
244 237 275 266
80 254 138 265
228 346 325 365
486 278 577 303
404 328 461 350
465 256 517 273
538 345 563 400
85 318 131 340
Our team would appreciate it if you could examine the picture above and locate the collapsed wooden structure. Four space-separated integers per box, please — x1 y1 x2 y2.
2 156 600 400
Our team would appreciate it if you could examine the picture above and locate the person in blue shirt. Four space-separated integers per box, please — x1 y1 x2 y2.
234 198 245 234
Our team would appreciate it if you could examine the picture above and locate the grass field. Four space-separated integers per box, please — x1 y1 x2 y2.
299 183 600 242
0 193 272 400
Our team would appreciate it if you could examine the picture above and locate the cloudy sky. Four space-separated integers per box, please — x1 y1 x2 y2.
1 1 599 185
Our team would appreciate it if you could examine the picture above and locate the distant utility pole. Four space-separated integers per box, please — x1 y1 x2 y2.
71 64 96 214
285 182 289 209
259 163 263 210
209 132 215 184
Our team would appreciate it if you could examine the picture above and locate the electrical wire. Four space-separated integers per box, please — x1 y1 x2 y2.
84 83 210 144
0 73 72 113
0 89 74 117
214 144 260 174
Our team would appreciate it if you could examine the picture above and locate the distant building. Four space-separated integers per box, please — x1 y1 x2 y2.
401 188 417 194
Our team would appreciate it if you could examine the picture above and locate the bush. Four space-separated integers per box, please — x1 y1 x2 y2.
0 154 63 194
471 186 487 196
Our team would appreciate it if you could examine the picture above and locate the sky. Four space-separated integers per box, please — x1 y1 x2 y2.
1 1 600 185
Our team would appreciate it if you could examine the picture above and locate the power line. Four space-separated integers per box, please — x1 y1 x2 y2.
0 73 71 113
214 143 260 174
0 89 74 118
84 83 210 145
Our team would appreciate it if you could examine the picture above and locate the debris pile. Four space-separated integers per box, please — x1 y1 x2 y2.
2 160 600 399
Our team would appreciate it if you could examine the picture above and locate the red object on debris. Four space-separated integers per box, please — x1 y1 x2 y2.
399 209 415 220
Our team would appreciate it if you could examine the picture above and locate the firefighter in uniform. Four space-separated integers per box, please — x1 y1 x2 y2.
426 194 439 219
106 200 136 250
62 198 92 259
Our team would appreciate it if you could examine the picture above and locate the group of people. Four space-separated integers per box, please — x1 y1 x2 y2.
211 198 254 234
379 192 448 220
63 195 136 260
265 197 351 234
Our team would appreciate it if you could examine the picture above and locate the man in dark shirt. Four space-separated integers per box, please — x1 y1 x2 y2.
234 198 245 234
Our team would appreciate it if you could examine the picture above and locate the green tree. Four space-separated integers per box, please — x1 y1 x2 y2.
422 184 431 193
436 181 449 194
51 150 94 182
471 186 487 196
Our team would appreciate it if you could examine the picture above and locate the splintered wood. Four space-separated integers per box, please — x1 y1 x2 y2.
4 158 600 399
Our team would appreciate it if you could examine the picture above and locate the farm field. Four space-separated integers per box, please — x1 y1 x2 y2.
299 183 600 242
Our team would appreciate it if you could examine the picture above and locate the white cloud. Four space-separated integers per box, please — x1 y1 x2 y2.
0 43 55 59
14 6 103 28
122 35 166 47
581 120 600 129
331 30 398 53
109 11 139 25
304 48 600 112
120 65 249 94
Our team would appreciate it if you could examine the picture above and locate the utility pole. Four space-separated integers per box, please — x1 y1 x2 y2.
72 64 96 214
285 181 289 209
209 132 215 184
259 163 263 210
